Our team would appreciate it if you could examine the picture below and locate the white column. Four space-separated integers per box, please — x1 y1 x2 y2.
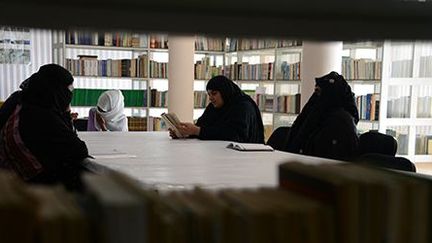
301 41 343 108
168 35 195 122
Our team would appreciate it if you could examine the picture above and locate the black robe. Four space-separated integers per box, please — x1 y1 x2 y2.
283 71 359 160
196 75 264 143
0 64 89 190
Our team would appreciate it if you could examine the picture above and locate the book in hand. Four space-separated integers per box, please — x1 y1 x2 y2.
161 112 186 138
227 142 274 151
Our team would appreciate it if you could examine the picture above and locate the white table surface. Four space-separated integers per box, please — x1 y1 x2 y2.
78 132 337 190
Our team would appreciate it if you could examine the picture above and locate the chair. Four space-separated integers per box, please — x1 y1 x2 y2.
356 130 416 172
266 126 290 150
355 153 416 172
359 131 397 156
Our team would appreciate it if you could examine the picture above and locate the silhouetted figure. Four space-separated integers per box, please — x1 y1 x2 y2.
0 64 89 190
283 71 359 160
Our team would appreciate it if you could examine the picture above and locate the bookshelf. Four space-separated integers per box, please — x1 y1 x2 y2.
193 37 225 119
342 41 383 133
52 31 225 130
380 41 432 163
224 38 302 139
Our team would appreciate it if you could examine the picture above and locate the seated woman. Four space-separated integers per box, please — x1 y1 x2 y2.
0 64 89 190
282 71 359 160
170 75 264 143
88 90 128 132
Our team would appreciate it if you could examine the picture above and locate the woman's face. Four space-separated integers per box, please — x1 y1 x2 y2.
207 89 224 108
314 85 321 96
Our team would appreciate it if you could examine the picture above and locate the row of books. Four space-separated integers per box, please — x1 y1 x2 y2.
194 91 209 108
416 134 432 155
71 89 210 109
277 61 301 80
279 161 432 243
391 59 412 78
224 62 274 81
127 116 165 131
387 96 411 118
195 36 224 51
149 60 168 79
356 93 380 121
65 31 148 47
66 55 149 78
71 89 146 107
342 57 382 80
149 35 168 49
278 40 303 48
417 96 432 118
149 89 168 108
275 94 301 114
3 160 432 243
194 57 223 80
386 129 409 155
227 38 302 51
255 94 274 112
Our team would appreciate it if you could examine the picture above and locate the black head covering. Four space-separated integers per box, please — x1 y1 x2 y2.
315 71 359 124
283 71 359 158
21 64 74 113
206 75 243 106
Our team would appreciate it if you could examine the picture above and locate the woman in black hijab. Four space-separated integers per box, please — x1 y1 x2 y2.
172 75 265 143
282 71 359 160
0 64 89 190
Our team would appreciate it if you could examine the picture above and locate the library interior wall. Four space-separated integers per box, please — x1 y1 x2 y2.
300 41 343 108
0 29 52 101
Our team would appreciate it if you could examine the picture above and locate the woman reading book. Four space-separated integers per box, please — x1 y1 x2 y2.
169 75 264 143
0 64 89 190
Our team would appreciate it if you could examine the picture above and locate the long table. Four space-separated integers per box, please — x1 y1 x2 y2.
78 132 337 190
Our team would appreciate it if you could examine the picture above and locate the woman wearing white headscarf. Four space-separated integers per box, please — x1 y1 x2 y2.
93 90 128 131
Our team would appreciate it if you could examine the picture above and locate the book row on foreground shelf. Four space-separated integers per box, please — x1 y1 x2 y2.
1 161 432 243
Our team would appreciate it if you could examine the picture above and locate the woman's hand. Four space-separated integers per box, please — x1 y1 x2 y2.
168 128 178 139
177 122 200 136
95 112 108 131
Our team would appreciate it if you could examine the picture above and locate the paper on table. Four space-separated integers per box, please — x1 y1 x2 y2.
91 149 137 159
227 142 274 151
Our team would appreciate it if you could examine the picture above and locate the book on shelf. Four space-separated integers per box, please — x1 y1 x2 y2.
279 161 432 243
65 31 148 48
66 54 148 78
27 186 90 243
161 112 186 138
428 137 432 155
342 57 382 80
82 173 147 243
4 160 432 242
278 61 301 80
226 142 274 151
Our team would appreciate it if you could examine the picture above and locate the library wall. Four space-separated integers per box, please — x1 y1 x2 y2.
0 29 52 100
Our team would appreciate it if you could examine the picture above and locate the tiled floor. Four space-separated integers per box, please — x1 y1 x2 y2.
416 163 432 176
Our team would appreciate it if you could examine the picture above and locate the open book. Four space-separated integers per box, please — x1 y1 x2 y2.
161 112 186 138
227 142 274 151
